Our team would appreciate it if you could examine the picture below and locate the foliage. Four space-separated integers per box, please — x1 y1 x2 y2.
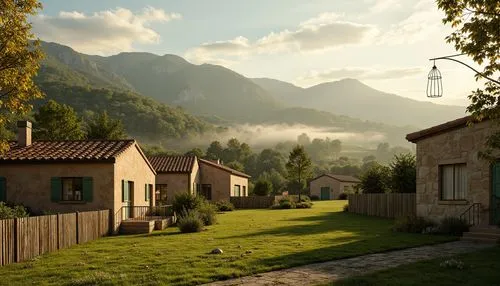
390 153 416 193
177 209 203 233
338 193 348 200
213 200 235 212
205 141 224 160
185 148 204 158
392 215 436 234
85 111 127 140
360 163 392 193
438 217 470 236
33 100 85 140
310 195 320 201
0 0 44 153
0 202 29 219
171 193 204 215
253 179 273 196
272 198 296 209
225 161 245 172
436 0 500 158
296 202 313 209
197 202 217 226
286 145 312 201
343 204 349 212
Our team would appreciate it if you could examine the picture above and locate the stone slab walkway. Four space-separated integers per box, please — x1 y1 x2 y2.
203 241 492 286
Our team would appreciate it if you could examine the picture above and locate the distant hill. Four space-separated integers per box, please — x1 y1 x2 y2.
252 78 466 128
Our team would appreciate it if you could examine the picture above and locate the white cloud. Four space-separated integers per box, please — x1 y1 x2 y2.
185 13 378 65
298 66 425 83
368 0 402 13
33 6 181 55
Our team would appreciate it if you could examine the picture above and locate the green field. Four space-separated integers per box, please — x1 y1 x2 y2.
333 245 500 286
0 201 455 286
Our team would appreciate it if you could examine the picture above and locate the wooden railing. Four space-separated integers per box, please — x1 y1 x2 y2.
459 203 481 226
113 205 174 231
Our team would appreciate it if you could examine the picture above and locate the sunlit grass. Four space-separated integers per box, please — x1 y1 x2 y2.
0 201 455 286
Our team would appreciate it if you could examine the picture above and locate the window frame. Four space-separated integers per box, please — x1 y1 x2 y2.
60 177 84 202
155 184 168 205
234 185 241 197
439 163 467 201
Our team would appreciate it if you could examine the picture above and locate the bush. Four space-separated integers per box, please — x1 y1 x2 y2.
338 193 348 200
272 199 296 209
172 193 204 214
213 200 235 212
393 215 435 233
343 204 349 212
198 202 217 226
253 179 273 196
0 202 29 219
310 195 320 201
438 217 469 236
287 195 310 202
360 163 391 193
177 210 203 233
296 202 313 209
390 153 416 193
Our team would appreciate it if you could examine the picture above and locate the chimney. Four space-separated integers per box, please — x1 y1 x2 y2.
17 121 32 147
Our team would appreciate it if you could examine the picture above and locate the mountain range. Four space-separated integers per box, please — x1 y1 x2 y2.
33 41 467 148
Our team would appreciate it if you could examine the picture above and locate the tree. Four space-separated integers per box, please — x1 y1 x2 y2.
34 100 85 140
390 153 416 193
85 111 127 140
253 179 273 196
225 161 245 172
297 133 311 146
437 1 500 157
360 163 391 194
185 148 204 158
0 0 44 153
205 141 224 160
286 145 312 201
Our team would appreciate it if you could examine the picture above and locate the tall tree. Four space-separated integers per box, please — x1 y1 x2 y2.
85 111 127 140
34 100 85 140
286 145 312 201
0 0 43 152
185 147 204 158
437 1 500 157
205 141 224 160
390 153 416 193
360 163 391 194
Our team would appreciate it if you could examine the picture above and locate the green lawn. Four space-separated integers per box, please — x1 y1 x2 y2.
333 245 500 286
0 201 455 286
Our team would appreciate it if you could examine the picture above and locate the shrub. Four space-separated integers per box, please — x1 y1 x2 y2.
287 195 310 202
253 179 273 196
0 202 29 219
296 202 313 209
213 200 235 212
338 193 348 200
438 217 469 236
172 193 204 214
343 204 349 212
177 210 203 233
272 199 296 209
390 153 416 193
310 195 320 201
198 202 217 226
393 215 435 233
360 163 391 193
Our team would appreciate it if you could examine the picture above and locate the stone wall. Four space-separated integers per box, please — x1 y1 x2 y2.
415 120 495 224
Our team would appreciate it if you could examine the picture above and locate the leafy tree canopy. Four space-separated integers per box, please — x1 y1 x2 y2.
34 100 85 140
286 145 312 200
85 111 127 140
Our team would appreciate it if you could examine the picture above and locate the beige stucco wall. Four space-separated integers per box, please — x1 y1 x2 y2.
230 174 249 197
190 159 200 194
155 173 190 204
310 176 357 199
199 162 230 201
0 162 114 214
415 120 495 224
113 143 156 214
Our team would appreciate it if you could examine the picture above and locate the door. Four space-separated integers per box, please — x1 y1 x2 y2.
122 180 134 220
491 163 500 224
320 187 330 200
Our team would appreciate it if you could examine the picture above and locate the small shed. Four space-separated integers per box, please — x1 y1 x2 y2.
310 174 360 200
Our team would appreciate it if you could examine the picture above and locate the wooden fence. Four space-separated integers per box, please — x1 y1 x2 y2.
230 196 278 209
348 194 416 218
0 210 110 266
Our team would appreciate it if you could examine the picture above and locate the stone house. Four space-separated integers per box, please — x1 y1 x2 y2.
406 116 498 225
148 156 250 203
310 174 361 200
0 121 156 230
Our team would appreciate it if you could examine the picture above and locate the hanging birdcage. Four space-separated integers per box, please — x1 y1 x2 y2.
426 63 443 98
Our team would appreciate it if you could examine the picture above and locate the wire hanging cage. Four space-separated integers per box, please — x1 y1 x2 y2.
426 62 443 98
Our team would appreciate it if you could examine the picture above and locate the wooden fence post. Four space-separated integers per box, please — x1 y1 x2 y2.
13 218 18 263
75 211 79 244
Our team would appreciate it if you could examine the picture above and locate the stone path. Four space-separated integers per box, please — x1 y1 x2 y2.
203 241 492 286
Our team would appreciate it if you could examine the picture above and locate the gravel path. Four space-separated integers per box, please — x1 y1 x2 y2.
202 241 492 286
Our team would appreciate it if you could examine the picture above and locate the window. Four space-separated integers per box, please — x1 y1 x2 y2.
61 178 83 201
145 184 153 201
199 184 212 200
440 164 467 200
155 184 168 205
0 177 6 202
234 185 241 197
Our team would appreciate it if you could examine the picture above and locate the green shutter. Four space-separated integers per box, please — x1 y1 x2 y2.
145 184 148 201
0 177 6 202
122 180 129 202
83 177 93 202
51 177 62 202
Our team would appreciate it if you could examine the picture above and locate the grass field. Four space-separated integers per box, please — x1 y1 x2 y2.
0 201 455 286
333 245 500 286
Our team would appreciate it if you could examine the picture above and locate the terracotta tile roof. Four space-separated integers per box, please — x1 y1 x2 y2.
148 156 196 173
198 158 251 178
312 174 361 183
406 115 478 143
0 140 136 162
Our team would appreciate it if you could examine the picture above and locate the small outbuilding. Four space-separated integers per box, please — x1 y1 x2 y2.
310 174 360 200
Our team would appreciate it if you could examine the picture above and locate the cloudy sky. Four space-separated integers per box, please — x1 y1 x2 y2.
35 0 481 106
